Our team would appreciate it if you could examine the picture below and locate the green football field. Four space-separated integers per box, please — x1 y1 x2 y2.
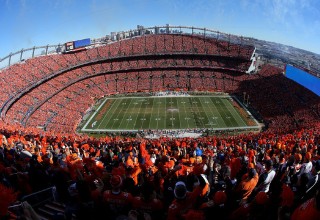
80 95 259 132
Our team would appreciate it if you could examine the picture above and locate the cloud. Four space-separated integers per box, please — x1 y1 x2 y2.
245 0 316 32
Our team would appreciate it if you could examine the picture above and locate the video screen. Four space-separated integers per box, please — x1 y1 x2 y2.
285 65 320 96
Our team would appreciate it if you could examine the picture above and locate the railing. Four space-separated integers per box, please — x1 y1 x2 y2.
7 186 57 219
0 25 254 70
21 186 57 204
8 186 57 211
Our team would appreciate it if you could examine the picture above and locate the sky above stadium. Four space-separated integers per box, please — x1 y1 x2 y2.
1 0 320 59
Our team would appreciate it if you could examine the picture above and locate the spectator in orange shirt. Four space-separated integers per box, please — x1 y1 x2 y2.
236 168 259 203
125 155 142 187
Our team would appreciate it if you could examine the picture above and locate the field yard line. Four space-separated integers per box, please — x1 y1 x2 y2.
181 97 190 128
177 98 183 129
219 99 238 126
121 98 135 129
132 98 143 130
219 99 238 127
215 98 234 126
197 97 207 128
191 96 205 128
139 99 149 129
200 97 219 126
189 98 197 127
209 97 227 127
148 97 156 129
223 99 247 126
170 97 174 128
155 98 161 129
199 97 214 128
108 99 126 129
96 99 118 129
165 97 167 129
82 98 108 130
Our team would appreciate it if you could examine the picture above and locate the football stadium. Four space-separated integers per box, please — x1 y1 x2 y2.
0 21 320 220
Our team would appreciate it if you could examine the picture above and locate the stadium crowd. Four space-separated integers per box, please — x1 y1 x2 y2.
13 64 318 135
0 120 320 219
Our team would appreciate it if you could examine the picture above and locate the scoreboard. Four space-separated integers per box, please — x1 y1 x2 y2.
74 38 91 49
285 64 320 96
65 38 90 52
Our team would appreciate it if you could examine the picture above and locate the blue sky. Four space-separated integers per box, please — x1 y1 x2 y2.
1 0 320 59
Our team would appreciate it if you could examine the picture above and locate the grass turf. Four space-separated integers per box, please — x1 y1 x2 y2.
80 95 258 132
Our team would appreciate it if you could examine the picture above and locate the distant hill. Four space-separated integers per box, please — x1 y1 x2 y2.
243 37 320 77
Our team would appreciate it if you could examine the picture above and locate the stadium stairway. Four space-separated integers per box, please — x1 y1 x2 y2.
9 186 77 220
35 201 71 220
